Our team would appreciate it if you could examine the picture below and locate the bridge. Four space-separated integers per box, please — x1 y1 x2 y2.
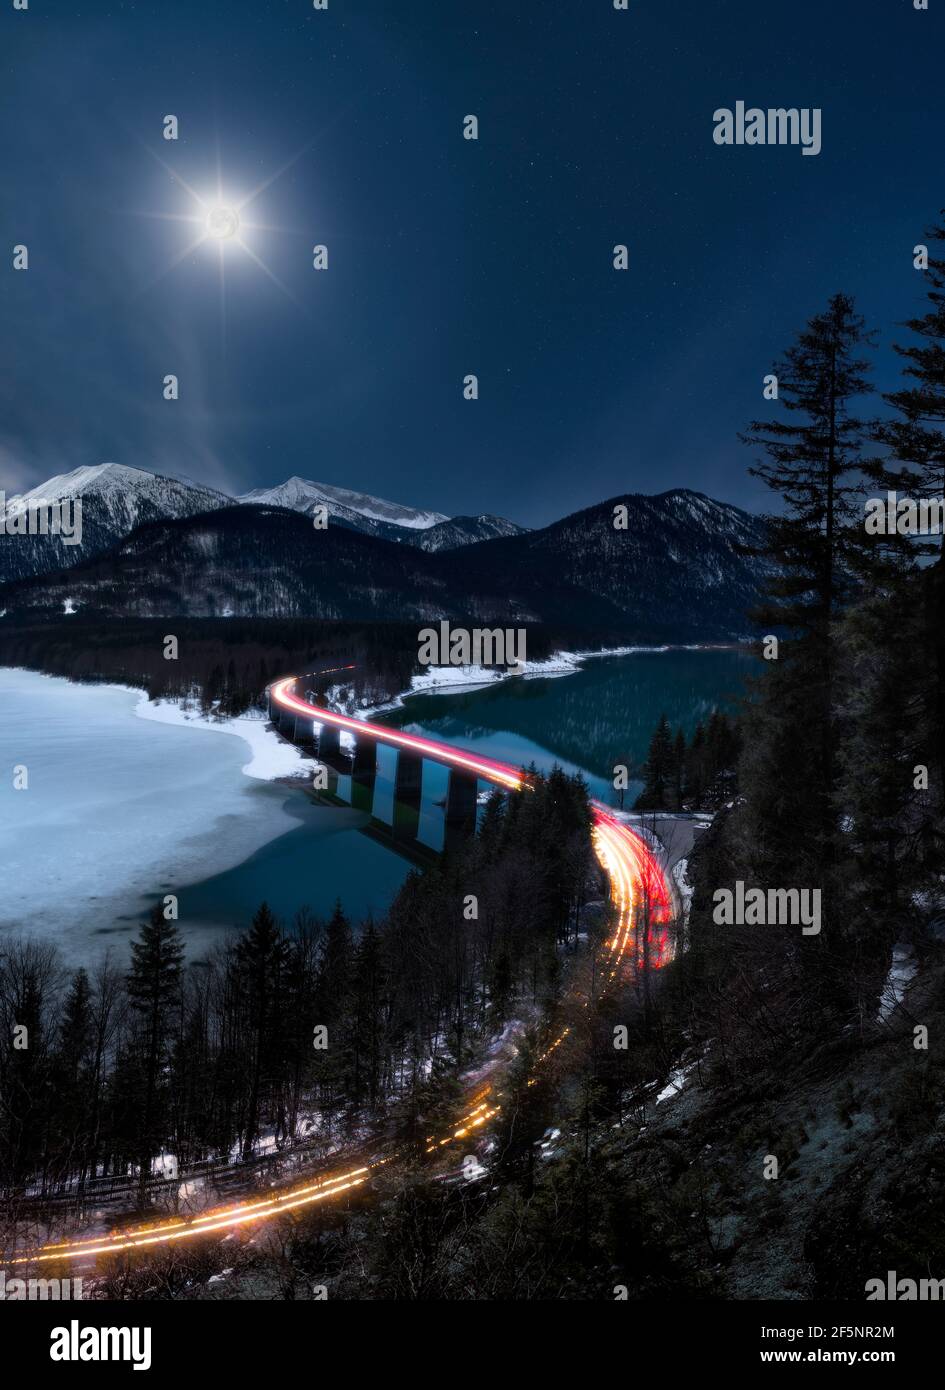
267 669 674 937
268 670 523 856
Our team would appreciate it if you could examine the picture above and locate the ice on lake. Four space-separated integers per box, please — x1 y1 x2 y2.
0 668 406 963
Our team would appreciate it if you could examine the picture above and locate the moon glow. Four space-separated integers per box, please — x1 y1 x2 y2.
206 205 240 240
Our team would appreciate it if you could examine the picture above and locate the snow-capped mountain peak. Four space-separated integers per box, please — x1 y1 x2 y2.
5 462 229 515
237 476 449 531
0 463 231 585
0 461 524 583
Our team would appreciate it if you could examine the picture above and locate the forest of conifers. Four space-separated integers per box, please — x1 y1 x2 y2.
0 770 595 1202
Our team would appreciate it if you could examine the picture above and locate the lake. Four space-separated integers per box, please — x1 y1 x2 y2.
376 648 752 802
0 649 752 963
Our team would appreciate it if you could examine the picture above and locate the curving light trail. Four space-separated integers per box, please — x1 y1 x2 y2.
10 672 673 1267
269 675 525 791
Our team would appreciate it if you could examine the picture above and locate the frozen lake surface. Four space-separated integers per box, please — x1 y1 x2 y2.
0 669 408 963
0 650 750 967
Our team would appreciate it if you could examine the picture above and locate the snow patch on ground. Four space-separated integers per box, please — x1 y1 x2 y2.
363 654 585 712
537 1127 562 1161
133 694 311 781
568 644 672 660
877 944 918 1024
406 648 683 690
673 857 693 916
656 1061 698 1105
612 811 665 854
461 1017 529 1087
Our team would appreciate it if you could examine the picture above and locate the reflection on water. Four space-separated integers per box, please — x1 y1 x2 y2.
376 649 752 803
1 653 751 958
415 761 451 851
175 795 412 938
178 649 752 938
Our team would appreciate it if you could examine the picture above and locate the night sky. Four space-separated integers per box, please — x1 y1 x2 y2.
4 0 943 526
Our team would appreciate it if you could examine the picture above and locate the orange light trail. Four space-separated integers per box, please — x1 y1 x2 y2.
10 1166 374 1265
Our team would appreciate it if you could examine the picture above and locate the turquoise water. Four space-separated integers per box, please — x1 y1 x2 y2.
154 648 755 937
177 648 752 936
377 648 753 801
175 798 413 935
1 650 752 957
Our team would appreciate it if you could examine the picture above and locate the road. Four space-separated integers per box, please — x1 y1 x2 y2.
9 671 673 1268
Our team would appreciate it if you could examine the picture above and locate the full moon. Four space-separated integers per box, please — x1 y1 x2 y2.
206 205 240 241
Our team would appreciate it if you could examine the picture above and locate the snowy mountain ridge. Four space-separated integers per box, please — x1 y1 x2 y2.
3 462 230 517
0 485 770 643
0 462 529 584
0 463 526 583
0 464 230 585
236 475 449 531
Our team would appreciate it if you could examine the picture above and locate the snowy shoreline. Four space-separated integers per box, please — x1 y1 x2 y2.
2 641 733 787
0 667 313 783
353 643 724 718
132 691 311 781
129 653 609 769
0 668 324 959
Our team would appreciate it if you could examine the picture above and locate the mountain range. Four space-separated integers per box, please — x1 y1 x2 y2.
0 464 770 642
0 464 526 585
237 477 526 551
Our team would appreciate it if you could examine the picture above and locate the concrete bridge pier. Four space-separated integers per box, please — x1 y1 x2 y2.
351 735 378 814
393 750 424 841
317 723 342 763
444 768 479 848
316 725 357 801
295 715 318 751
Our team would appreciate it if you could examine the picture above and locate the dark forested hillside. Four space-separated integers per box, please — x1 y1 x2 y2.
0 770 597 1204
0 491 769 643
454 489 771 641
0 615 492 713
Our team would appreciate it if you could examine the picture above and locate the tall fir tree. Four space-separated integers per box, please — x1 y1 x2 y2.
636 713 674 811
126 904 184 1197
739 292 874 1020
672 728 686 810
869 215 945 813
237 902 290 1157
